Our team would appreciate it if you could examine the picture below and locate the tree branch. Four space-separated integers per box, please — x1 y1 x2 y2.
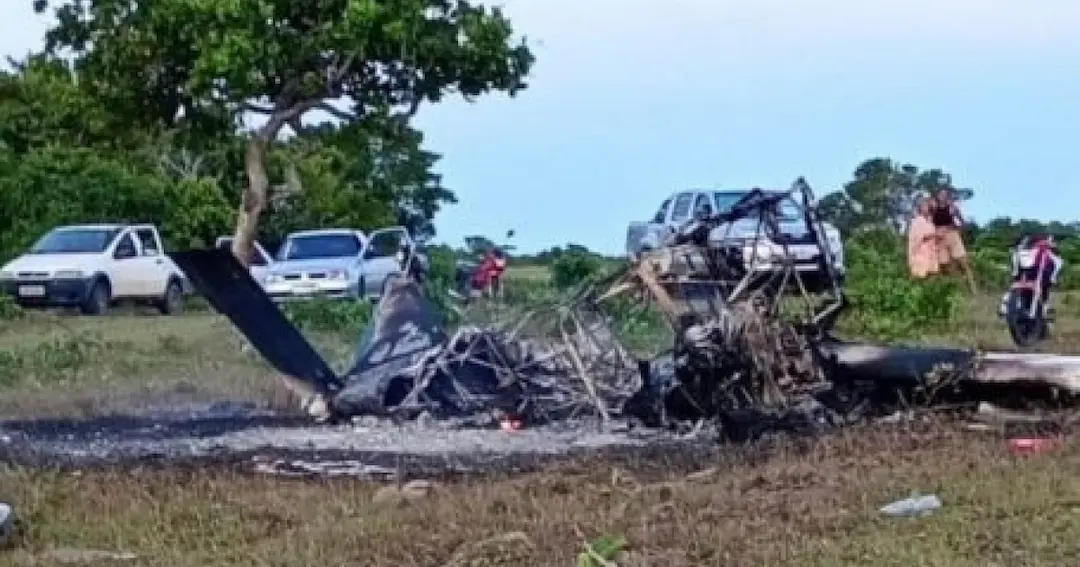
327 49 362 88
315 101 358 122
257 100 319 140
404 96 422 118
241 102 275 114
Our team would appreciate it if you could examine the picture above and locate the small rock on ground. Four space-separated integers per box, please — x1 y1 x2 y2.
372 479 440 506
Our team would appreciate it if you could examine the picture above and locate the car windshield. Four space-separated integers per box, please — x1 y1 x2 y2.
278 233 361 260
713 191 803 222
29 228 119 254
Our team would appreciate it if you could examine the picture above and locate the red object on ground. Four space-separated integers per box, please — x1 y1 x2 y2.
1008 436 1062 457
499 416 523 431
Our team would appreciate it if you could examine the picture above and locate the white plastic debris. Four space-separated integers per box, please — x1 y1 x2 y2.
0 502 13 547
879 494 942 517
41 548 137 563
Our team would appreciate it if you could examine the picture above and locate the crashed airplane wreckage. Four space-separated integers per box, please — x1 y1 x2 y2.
173 179 1080 436
173 247 641 426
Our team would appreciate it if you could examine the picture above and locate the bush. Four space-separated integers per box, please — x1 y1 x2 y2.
423 244 457 288
279 299 373 333
839 235 964 341
550 250 604 289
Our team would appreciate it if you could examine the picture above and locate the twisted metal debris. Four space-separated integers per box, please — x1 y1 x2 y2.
597 179 848 428
329 278 641 426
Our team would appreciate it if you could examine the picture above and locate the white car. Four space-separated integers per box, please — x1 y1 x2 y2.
0 223 187 315
263 226 425 301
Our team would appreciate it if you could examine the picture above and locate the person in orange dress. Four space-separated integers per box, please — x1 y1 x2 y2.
907 196 940 279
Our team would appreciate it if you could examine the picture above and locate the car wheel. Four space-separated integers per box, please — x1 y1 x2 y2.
80 279 110 316
157 279 182 315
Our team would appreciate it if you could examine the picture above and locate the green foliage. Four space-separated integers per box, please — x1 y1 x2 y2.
0 331 108 386
601 296 670 355
0 294 23 321
550 249 605 289
577 534 626 567
502 278 562 306
0 56 147 153
37 0 533 124
419 244 464 326
424 244 458 287
279 299 373 334
839 232 964 340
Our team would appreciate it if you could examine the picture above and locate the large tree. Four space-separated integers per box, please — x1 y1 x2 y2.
36 0 534 265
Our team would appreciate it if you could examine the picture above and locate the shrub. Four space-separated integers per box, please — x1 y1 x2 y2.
839 235 964 341
279 299 373 333
550 250 604 289
423 244 457 288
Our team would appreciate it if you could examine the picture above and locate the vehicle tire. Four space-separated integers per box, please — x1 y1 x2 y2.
1005 289 1043 348
80 278 110 316
157 279 183 315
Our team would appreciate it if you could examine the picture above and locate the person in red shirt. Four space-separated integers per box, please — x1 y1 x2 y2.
470 247 507 298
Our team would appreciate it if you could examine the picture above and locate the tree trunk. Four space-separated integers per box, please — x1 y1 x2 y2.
230 103 314 267
231 132 273 267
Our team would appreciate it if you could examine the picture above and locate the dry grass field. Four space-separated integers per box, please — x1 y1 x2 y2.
3 423 1079 566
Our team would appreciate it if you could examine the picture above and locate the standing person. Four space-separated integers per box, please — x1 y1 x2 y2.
907 196 939 279
930 187 978 292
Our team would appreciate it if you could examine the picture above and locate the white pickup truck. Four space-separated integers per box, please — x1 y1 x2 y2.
0 223 188 315
626 189 846 289
262 226 428 301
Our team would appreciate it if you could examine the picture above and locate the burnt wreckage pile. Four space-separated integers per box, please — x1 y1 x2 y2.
606 179 855 432
173 247 642 426
172 178 1080 436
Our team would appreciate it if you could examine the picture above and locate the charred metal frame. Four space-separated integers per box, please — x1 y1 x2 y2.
595 177 850 421
600 177 845 334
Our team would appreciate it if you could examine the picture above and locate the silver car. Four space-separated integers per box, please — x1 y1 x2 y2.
263 226 424 301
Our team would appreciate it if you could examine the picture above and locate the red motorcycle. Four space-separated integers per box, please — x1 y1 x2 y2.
455 248 507 300
1002 235 1060 347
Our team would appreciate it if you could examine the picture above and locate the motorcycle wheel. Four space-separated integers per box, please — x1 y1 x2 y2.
1005 288 1046 348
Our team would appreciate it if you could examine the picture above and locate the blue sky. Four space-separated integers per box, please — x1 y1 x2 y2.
5 1 1080 254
